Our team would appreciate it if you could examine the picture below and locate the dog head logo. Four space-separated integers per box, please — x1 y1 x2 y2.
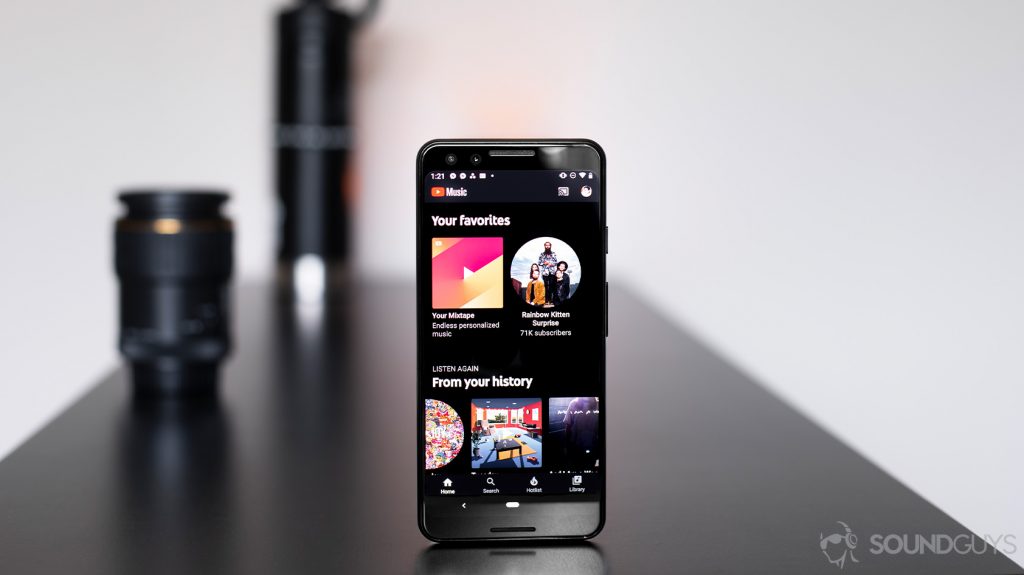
820 521 860 569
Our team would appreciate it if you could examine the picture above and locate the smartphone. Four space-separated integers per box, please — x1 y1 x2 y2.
417 140 606 540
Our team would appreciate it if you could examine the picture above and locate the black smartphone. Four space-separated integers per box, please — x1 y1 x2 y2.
417 140 606 541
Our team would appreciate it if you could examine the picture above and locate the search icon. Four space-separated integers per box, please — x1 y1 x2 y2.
486 477 495 486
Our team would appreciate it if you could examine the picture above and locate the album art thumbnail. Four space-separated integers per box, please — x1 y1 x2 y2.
547 397 600 468
425 399 464 470
470 398 543 469
510 236 581 308
432 237 503 309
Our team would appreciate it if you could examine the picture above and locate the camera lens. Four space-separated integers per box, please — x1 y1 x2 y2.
445 153 457 166
470 153 482 166
115 189 233 397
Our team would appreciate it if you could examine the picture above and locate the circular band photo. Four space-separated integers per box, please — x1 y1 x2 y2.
509 237 581 308
425 399 464 470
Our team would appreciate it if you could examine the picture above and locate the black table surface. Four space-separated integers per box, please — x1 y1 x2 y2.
1 282 1019 575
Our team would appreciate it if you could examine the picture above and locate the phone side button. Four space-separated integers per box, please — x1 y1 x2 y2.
605 282 609 337
604 226 609 254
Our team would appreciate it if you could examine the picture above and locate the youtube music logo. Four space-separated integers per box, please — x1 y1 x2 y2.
431 186 468 198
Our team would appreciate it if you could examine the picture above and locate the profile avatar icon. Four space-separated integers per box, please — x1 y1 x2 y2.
820 521 859 569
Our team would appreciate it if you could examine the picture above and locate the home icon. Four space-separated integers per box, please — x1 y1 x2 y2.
442 478 453 488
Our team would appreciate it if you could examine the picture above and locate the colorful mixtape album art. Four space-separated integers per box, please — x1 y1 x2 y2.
431 237 503 309
425 399 465 470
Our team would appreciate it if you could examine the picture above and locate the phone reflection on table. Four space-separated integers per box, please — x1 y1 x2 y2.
415 543 605 575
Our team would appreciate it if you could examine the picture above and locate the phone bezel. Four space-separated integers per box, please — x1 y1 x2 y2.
416 139 607 542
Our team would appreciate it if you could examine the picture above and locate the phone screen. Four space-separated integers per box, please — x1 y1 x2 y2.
417 142 605 538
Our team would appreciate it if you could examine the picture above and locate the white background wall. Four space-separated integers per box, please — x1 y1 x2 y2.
1 0 1020 565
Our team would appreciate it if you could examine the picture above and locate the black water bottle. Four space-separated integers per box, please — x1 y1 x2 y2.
275 0 353 299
